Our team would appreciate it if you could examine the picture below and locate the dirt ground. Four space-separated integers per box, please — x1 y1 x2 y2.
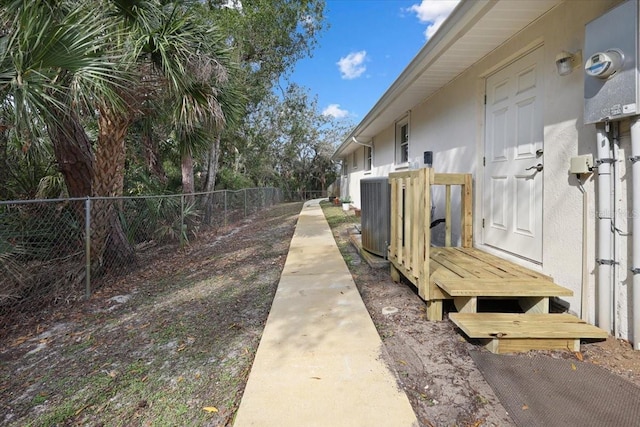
324 204 640 427
2 201 640 427
0 202 303 427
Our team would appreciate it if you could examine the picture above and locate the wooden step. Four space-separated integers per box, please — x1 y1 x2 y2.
434 278 573 297
435 278 573 315
449 312 608 354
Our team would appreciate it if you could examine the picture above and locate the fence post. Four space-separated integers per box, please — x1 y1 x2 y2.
85 197 91 299
180 194 185 248
244 188 247 217
224 190 228 227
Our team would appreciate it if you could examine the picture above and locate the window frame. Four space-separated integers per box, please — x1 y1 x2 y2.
395 116 410 166
365 145 372 172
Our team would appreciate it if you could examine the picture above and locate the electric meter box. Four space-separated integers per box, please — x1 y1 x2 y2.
584 0 639 124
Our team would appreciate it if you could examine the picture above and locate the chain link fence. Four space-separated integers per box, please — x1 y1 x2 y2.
0 187 282 334
282 190 328 201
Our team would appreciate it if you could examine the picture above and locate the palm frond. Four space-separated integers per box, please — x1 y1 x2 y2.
174 124 211 158
0 0 129 136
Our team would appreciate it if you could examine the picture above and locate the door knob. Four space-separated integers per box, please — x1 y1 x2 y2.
526 163 544 172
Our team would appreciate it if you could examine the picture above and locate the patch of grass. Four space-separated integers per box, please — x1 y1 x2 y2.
30 393 48 406
321 202 362 268
475 393 489 406
32 401 77 427
320 201 360 228
62 334 95 355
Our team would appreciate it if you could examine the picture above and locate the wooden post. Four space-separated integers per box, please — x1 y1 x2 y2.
419 168 433 301
461 174 473 248
390 177 398 262
411 174 421 278
390 262 400 283
454 296 478 313
397 177 405 266
519 297 550 314
445 185 452 247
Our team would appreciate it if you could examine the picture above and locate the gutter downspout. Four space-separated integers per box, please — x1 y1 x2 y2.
630 117 640 350
351 137 373 148
579 180 589 321
596 123 614 334
612 121 620 338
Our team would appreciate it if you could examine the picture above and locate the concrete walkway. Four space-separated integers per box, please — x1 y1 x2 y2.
233 200 418 427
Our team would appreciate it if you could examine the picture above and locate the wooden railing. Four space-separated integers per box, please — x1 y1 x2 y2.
388 168 472 304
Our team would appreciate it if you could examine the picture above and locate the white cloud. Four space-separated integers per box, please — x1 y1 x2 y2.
337 51 367 80
408 0 460 39
322 104 349 119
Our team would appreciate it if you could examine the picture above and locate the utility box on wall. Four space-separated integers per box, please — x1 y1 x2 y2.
360 177 390 257
584 0 639 124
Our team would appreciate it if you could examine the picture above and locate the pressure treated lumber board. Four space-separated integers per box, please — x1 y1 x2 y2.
483 338 581 354
434 278 573 297
441 247 552 280
449 312 608 354
450 313 608 338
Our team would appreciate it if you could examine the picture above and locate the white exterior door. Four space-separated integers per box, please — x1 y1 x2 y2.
483 47 544 263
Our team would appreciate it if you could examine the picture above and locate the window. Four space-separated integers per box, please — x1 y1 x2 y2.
352 150 358 170
365 146 372 171
396 118 409 164
342 159 348 176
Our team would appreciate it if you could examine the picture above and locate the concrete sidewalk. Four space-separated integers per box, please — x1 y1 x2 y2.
233 200 418 427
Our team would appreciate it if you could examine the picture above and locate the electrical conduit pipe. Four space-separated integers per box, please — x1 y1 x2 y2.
596 124 613 334
630 117 640 350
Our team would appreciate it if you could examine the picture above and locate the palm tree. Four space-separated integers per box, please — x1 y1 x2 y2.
96 0 241 239
0 0 235 265
0 0 123 199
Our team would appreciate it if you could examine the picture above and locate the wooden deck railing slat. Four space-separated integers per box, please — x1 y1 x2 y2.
388 168 471 308
445 185 452 247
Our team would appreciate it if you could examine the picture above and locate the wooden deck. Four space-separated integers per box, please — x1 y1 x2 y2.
386 168 608 353
430 247 572 316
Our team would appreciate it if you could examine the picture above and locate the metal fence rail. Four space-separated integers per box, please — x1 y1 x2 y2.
0 187 283 332
282 190 328 202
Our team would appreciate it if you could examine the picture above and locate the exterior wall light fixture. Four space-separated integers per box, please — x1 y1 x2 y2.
556 50 582 76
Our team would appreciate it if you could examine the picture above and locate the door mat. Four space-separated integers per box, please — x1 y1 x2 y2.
470 350 640 427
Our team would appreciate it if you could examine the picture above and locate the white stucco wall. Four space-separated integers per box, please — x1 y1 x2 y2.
341 126 397 208
339 0 637 340
451 0 630 337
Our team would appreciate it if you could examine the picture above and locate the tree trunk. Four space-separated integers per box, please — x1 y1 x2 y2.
47 111 94 198
181 150 195 205
203 134 221 224
142 122 167 183
0 124 9 200
95 106 129 198
93 106 135 269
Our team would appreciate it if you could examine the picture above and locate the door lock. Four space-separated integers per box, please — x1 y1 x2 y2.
536 149 544 157
526 163 544 172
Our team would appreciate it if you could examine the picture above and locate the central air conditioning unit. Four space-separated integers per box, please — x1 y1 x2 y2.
360 177 391 257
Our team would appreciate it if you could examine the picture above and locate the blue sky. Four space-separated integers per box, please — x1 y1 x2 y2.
289 0 460 122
